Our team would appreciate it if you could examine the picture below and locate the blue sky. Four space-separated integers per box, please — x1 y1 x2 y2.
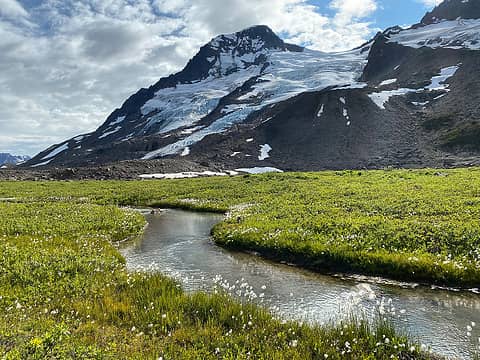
307 0 435 29
0 0 442 155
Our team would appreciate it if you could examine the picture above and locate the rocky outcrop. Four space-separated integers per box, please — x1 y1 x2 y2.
422 0 480 24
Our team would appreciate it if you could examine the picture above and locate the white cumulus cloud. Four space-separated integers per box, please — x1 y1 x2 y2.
417 0 443 7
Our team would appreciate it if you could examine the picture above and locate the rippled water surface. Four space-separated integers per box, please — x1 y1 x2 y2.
122 209 480 359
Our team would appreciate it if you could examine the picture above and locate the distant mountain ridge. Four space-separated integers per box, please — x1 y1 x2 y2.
0 153 31 166
27 0 480 171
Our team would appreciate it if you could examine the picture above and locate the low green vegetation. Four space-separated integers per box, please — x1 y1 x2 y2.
441 122 480 150
2 168 480 286
0 201 428 359
2 168 480 357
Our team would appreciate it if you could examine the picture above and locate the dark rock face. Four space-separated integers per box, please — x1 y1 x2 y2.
361 33 416 83
422 0 480 24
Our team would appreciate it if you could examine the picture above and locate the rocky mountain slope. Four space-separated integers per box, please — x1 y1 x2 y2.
26 0 480 172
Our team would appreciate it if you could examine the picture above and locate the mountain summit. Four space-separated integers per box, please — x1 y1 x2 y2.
151 25 302 86
27 0 480 172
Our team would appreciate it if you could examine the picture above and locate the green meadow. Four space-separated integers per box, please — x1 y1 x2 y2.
2 168 480 286
2 167 480 358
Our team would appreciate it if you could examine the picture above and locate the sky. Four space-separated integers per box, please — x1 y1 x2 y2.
0 0 443 156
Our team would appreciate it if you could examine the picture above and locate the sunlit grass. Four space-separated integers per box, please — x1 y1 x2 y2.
2 168 480 285
0 200 434 359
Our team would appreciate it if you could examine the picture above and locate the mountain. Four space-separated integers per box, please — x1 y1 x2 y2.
27 0 480 171
422 0 480 24
0 153 30 167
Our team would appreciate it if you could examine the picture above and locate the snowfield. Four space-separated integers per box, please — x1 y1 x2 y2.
388 19 480 50
235 167 283 174
142 45 369 159
40 143 69 161
368 65 460 110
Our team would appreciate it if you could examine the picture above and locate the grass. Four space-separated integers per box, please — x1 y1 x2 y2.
1 168 480 286
0 201 430 359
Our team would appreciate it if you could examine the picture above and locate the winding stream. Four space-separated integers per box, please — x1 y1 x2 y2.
121 209 480 359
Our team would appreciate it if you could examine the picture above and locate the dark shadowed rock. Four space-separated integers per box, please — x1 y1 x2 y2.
422 0 480 24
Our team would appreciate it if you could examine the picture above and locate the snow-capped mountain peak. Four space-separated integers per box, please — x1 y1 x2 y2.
172 25 303 84
207 25 300 55
204 25 300 78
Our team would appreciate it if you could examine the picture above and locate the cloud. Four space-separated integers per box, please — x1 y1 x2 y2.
417 0 443 7
0 0 29 19
330 0 378 24
172 0 379 51
0 0 381 156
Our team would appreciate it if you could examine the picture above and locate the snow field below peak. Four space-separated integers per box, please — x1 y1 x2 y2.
142 47 369 159
368 65 460 110
388 19 480 51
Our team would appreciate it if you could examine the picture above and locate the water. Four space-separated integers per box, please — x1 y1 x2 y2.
122 209 480 359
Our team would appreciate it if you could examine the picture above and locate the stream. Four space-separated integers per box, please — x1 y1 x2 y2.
121 209 480 359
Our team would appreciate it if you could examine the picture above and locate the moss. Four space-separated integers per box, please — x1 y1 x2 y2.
441 122 480 150
421 115 454 131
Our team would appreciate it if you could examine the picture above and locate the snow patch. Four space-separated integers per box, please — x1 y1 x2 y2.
221 104 247 114
368 88 416 110
235 167 283 174
139 171 232 180
317 104 325 118
335 83 368 90
142 107 256 159
258 144 272 160
99 126 122 139
31 159 53 167
434 93 447 100
368 65 459 109
180 126 204 135
109 116 126 126
141 70 259 135
40 143 69 161
180 147 190 157
237 88 262 101
73 135 86 142
425 65 459 91
412 101 429 106
379 78 397 86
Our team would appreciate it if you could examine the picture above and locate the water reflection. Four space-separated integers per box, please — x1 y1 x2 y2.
122 209 480 359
